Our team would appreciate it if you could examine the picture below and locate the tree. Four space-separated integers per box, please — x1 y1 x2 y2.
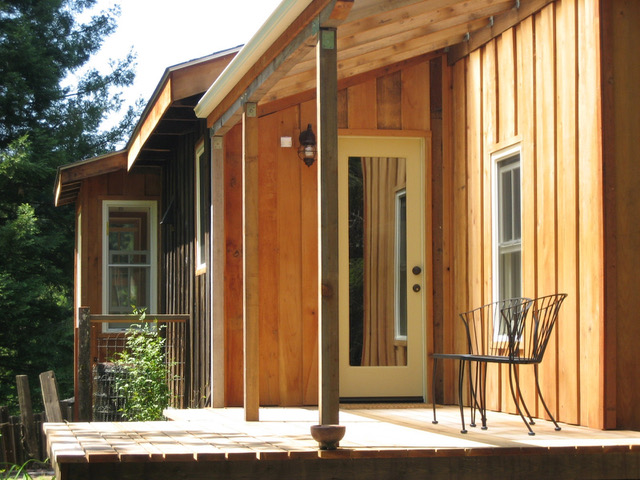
0 0 139 412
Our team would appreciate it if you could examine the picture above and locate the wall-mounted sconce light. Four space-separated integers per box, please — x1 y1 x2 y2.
298 124 317 167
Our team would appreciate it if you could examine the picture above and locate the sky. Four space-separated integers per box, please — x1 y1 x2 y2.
84 0 282 126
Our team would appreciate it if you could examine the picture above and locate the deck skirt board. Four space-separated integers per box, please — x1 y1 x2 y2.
44 407 640 479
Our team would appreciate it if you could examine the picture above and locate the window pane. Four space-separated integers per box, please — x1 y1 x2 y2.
501 169 513 242
108 209 151 314
109 266 150 313
496 153 522 304
513 166 521 240
499 250 521 301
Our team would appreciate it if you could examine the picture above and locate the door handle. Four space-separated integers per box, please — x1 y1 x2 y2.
412 284 421 293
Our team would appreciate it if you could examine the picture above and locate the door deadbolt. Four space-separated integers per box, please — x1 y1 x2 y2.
412 266 422 275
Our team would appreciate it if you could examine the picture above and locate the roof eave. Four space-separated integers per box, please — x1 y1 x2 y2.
194 0 315 121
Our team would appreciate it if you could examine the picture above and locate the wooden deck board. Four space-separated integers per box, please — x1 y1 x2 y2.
44 406 640 479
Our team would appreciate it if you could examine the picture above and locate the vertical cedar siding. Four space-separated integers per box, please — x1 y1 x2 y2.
223 58 433 407
162 122 211 408
445 0 606 428
74 168 162 406
600 0 640 430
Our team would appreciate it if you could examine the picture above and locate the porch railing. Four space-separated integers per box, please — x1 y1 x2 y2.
77 307 189 421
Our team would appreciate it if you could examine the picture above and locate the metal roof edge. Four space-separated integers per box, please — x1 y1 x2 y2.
194 0 313 120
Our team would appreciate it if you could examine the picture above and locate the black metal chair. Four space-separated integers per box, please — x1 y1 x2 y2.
431 294 567 435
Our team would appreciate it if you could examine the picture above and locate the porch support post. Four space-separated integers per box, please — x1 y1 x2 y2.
77 306 91 421
211 135 226 408
317 27 340 427
242 102 260 421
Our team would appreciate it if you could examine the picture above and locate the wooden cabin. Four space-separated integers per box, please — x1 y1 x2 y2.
55 0 640 431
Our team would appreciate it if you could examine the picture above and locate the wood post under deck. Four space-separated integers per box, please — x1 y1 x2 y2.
317 27 340 427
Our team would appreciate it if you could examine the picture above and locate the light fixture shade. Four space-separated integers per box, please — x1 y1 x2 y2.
298 124 317 167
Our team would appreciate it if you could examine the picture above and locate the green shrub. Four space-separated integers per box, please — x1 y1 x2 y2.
0 459 50 479
112 317 171 421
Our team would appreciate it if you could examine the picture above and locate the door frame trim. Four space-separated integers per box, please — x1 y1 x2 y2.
337 131 432 401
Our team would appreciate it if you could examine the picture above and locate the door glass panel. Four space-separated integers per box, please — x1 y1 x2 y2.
348 156 407 367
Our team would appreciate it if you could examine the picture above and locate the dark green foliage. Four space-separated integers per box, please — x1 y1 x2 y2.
113 320 171 422
0 0 140 413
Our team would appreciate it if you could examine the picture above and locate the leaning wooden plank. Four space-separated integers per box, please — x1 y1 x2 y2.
16 375 39 458
40 371 63 423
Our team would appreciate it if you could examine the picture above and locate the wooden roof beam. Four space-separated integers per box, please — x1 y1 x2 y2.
337 0 512 48
447 0 556 65
258 52 440 117
263 18 478 103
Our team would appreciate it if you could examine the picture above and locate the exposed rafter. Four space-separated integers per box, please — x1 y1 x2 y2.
447 0 556 65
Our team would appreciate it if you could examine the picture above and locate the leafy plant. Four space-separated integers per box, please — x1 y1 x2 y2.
112 316 172 421
0 459 53 480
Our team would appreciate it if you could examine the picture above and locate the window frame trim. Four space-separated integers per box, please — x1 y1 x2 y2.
195 140 207 274
491 143 523 305
101 200 158 332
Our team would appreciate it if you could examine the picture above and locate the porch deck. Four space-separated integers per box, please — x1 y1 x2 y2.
44 405 640 479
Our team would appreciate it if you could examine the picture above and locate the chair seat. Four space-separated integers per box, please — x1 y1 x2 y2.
433 353 538 365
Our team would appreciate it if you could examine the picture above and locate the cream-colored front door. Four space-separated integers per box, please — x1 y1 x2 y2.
338 136 426 400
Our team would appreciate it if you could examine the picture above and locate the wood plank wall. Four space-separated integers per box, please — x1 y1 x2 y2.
222 58 433 407
601 0 640 430
162 125 212 408
74 168 161 404
444 0 606 428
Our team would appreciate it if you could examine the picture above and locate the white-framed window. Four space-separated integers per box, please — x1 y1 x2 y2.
492 145 522 305
394 188 407 341
102 200 157 331
195 141 208 273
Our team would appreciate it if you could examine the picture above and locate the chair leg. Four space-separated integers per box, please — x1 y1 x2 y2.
511 364 535 425
478 362 488 430
534 364 562 431
469 361 477 428
508 362 535 435
467 361 486 429
432 357 438 424
458 359 467 434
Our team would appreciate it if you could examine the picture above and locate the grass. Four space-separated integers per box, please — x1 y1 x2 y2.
0 460 55 480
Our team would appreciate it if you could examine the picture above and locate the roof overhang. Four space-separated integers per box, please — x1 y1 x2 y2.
55 150 127 206
56 0 556 207
125 47 241 169
54 47 240 206
196 0 555 134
